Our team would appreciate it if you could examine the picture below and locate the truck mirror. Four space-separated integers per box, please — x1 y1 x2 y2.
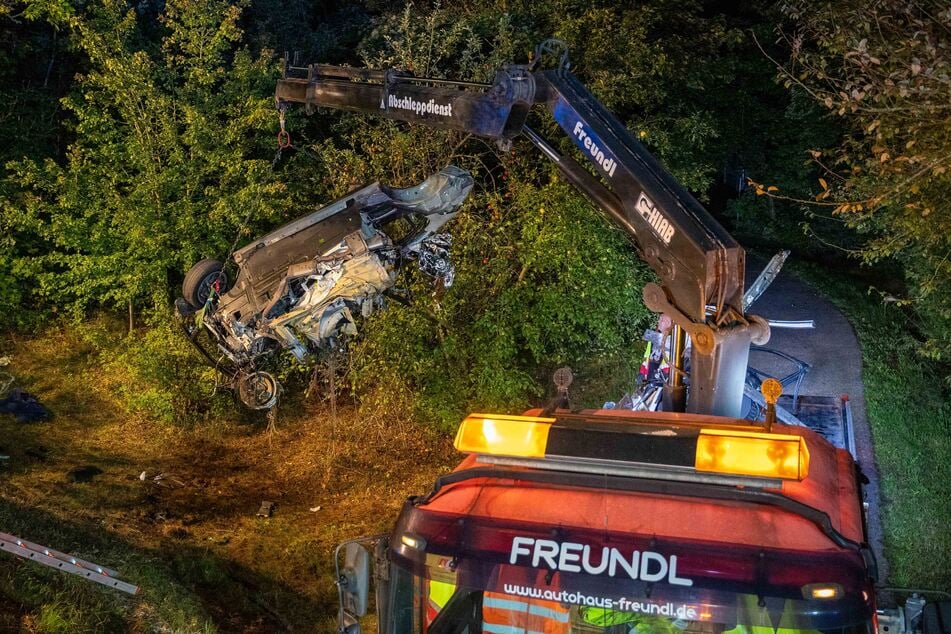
922 600 951 634
336 541 370 618
338 613 361 634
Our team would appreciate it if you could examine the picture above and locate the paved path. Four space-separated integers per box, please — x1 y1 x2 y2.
745 256 888 581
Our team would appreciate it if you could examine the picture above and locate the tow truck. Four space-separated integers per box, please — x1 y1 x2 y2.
274 41 948 633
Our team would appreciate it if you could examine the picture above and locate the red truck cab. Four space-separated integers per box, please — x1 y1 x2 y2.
337 409 878 633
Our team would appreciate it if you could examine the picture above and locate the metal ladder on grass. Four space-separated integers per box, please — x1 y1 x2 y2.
0 531 139 595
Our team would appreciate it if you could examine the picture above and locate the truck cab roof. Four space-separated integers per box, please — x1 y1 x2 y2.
422 409 866 554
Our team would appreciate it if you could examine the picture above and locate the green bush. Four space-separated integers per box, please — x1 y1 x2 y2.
74 313 234 425
1 0 290 320
0 0 815 424
126 320 241 424
792 262 951 588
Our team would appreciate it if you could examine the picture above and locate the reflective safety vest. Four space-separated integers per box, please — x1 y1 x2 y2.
722 622 822 634
425 579 456 626
723 626 821 634
725 593 821 634
581 606 638 626
482 592 571 634
580 608 684 633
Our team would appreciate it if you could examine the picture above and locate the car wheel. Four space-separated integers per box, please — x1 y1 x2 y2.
183 259 229 308
237 371 280 410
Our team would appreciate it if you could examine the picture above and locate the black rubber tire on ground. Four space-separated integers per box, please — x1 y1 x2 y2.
182 259 229 308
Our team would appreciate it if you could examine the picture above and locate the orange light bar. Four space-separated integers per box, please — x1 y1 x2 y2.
454 413 555 458
695 428 810 480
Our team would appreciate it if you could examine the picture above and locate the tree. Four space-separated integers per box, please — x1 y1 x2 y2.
762 0 951 359
1 0 833 421
1 0 288 320
315 5 657 425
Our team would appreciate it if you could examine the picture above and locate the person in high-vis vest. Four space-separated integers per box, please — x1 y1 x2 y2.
481 590 571 634
480 566 571 634
720 594 820 634
580 594 823 634
423 554 459 630
424 576 570 633
425 578 456 627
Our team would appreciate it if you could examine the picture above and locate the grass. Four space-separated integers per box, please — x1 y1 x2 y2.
0 322 457 632
790 261 951 590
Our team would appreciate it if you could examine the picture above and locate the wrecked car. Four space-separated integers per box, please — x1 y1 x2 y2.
174 165 473 410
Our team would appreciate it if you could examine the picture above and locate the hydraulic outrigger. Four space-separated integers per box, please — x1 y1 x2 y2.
275 40 769 419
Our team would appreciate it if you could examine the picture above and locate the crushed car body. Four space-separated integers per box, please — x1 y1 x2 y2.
175 165 473 409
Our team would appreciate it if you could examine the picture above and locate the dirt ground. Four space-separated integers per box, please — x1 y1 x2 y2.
0 326 457 632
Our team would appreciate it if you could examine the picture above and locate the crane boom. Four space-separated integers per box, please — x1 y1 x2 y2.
274 42 769 417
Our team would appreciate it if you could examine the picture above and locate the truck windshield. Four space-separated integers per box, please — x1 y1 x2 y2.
387 560 874 634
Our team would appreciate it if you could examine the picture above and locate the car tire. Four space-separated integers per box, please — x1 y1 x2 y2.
183 259 229 308
237 371 280 410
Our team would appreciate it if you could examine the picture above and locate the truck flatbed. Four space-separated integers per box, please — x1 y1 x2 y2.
782 394 856 456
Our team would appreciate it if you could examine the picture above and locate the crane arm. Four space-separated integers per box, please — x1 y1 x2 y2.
274 45 769 417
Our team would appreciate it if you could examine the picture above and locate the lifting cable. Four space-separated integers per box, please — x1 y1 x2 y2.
213 103 322 287
204 105 332 410
218 104 293 269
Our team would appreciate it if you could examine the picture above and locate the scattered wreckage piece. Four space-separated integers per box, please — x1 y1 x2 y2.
0 389 52 423
139 470 186 488
0 358 53 423
67 465 103 483
176 166 474 410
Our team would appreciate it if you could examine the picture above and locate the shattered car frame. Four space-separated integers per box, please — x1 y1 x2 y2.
175 165 473 409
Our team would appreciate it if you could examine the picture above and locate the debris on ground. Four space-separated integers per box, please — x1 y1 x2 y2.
25 447 48 461
309 506 321 512
67 465 103 483
0 388 52 423
256 501 275 518
138 470 185 488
